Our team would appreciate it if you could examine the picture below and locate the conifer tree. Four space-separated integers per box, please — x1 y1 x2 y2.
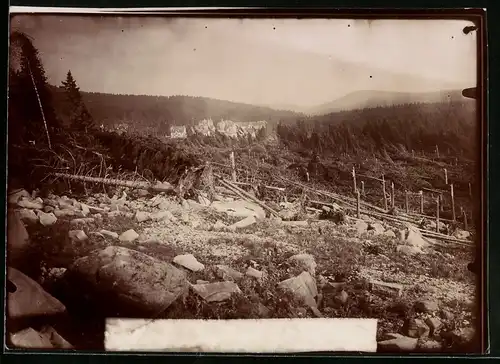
61 70 94 132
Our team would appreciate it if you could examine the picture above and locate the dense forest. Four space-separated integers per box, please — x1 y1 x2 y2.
49 86 302 133
277 100 477 159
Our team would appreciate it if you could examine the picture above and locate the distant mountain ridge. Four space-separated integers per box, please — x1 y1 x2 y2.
304 89 472 115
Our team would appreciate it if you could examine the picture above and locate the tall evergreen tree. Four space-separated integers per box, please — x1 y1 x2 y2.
9 31 60 147
61 70 94 132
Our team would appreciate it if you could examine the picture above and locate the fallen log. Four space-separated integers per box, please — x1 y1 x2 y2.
232 181 286 192
51 173 176 194
218 178 280 218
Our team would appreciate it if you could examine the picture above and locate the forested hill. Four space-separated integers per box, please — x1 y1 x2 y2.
49 86 303 132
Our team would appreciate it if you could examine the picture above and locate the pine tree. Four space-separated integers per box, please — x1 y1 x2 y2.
9 31 60 146
61 70 94 132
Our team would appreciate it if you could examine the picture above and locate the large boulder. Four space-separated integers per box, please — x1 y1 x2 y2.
7 210 30 268
7 267 67 321
68 246 189 316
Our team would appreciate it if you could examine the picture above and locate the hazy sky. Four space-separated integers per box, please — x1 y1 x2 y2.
10 15 477 108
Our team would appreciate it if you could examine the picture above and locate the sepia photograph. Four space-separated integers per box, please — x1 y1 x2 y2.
6 8 484 354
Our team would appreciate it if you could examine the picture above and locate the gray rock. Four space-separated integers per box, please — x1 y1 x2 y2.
405 225 430 248
151 210 176 222
396 245 422 255
210 200 266 220
8 189 31 205
17 197 44 210
39 325 73 349
37 211 57 226
418 339 443 351
369 280 404 297
369 222 385 235
100 229 119 239
9 327 54 349
191 281 241 302
425 317 443 336
70 217 95 226
69 246 188 314
68 230 88 242
378 333 418 351
173 254 205 272
355 220 369 234
135 211 151 223
228 215 257 230
213 220 227 231
7 267 67 320
278 271 318 309
246 266 265 280
440 309 455 321
414 299 439 313
384 230 396 238
404 318 430 338
119 229 139 243
18 208 39 224
288 253 317 276
216 265 244 281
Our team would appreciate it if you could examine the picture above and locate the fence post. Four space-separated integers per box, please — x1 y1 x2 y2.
230 151 237 182
436 196 440 233
439 193 444 212
412 149 415 158
469 182 472 198
435 145 440 158
391 182 395 208
419 190 424 214
405 190 409 214
361 181 365 196
352 167 357 195
444 168 448 185
382 175 387 211
356 189 361 218
463 209 468 230
450 183 456 222
306 171 310 182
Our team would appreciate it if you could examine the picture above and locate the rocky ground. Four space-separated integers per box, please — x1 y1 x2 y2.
6 186 478 353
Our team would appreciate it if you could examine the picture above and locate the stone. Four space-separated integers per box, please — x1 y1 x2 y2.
100 229 119 239
119 229 139 243
18 208 39 224
39 325 73 349
278 271 318 309
257 303 271 318
369 280 403 297
405 225 430 248
384 230 396 238
450 327 475 345
137 189 150 197
440 309 455 321
87 205 106 214
378 333 418 352
7 209 30 266
216 265 244 281
80 203 91 216
70 218 95 226
414 299 439 313
418 339 443 351
9 328 54 349
404 318 430 338
17 197 44 210
396 245 422 255
8 189 31 205
369 222 385 235
135 211 151 223
151 210 176 222
69 246 188 314
453 229 471 240
7 267 67 320
425 317 443 336
288 253 317 276
196 280 210 284
44 206 55 213
213 220 227 231
191 281 242 302
68 230 88 242
228 215 257 230
53 208 76 218
210 200 266 220
246 266 265 280
398 229 406 242
173 254 205 272
335 290 349 305
37 211 57 226
355 220 369 234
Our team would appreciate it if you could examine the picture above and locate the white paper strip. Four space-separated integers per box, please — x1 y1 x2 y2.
10 6 257 14
105 318 378 353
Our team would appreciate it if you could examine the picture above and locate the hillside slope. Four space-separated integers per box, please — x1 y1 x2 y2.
306 89 472 115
